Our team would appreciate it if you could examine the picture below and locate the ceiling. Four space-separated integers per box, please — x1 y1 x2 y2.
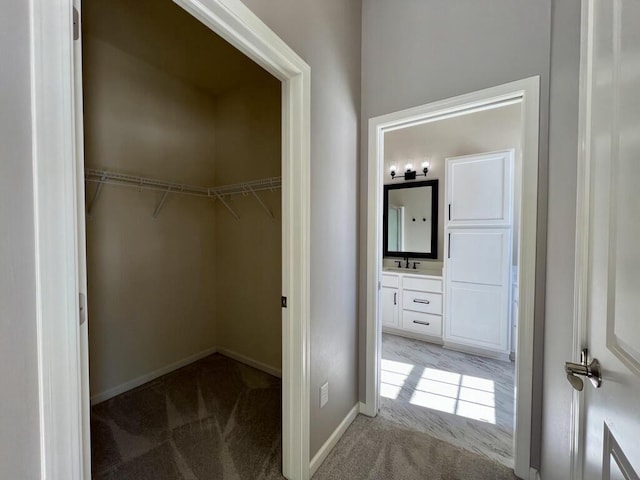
82 0 278 96
384 103 522 172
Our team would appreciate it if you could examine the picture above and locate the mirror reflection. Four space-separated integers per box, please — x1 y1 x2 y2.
384 180 438 258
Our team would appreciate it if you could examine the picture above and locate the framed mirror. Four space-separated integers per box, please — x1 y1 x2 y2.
383 179 438 259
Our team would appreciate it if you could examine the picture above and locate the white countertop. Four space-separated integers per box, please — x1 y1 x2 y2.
382 267 442 277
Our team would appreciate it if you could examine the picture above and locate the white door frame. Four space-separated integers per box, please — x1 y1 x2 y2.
29 0 311 479
363 77 540 479
569 2 596 479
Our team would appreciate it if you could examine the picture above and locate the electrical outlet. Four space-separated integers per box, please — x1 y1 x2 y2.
320 381 329 408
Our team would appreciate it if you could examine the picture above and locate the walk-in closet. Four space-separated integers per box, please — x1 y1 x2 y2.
81 1 284 478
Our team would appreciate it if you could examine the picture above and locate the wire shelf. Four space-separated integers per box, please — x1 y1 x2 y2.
84 168 281 219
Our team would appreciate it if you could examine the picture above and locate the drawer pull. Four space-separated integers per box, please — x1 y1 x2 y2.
413 299 430 305
413 320 431 326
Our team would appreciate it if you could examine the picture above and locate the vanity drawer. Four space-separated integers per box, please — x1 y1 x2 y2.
381 274 399 288
402 311 442 337
402 276 442 293
402 291 442 315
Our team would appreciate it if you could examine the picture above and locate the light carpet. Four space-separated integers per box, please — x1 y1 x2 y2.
313 414 517 480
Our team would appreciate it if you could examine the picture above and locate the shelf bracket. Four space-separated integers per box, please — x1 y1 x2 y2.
245 185 274 218
211 190 240 221
152 187 171 218
87 173 106 217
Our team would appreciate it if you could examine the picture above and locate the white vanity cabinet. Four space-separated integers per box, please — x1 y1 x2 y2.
381 271 443 342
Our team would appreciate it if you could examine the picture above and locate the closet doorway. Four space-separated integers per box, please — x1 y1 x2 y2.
364 78 540 480
63 0 309 478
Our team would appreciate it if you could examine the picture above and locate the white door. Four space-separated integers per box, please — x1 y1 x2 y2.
573 1 640 478
446 151 513 227
381 287 399 327
387 206 404 252
445 229 511 353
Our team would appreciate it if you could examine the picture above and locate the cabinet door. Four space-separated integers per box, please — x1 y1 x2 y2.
444 229 511 353
381 287 399 327
446 151 513 227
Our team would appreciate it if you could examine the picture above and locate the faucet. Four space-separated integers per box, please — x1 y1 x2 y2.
395 260 402 268
404 256 410 269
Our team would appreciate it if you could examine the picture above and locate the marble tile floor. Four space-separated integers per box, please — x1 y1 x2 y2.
91 353 284 480
379 333 516 468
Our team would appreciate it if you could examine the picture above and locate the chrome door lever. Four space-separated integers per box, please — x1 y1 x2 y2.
565 348 602 391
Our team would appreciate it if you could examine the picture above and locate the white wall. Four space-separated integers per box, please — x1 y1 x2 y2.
360 0 552 469
238 0 362 457
0 3 42 478
383 104 522 264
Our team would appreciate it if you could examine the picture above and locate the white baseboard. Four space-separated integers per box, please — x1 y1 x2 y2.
90 346 282 405
216 347 282 378
530 467 540 480
442 341 511 362
382 326 444 345
90 346 218 405
309 403 360 477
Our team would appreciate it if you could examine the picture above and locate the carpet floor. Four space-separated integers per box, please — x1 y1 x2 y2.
91 353 516 479
314 414 517 480
91 353 282 480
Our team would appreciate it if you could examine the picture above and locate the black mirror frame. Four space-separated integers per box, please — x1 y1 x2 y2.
383 179 438 259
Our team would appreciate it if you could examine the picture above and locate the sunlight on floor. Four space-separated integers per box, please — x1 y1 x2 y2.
380 359 414 400
381 359 497 424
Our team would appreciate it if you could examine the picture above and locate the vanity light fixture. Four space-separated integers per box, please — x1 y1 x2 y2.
390 161 429 181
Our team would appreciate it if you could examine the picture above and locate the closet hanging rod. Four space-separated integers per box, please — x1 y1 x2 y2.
85 169 281 199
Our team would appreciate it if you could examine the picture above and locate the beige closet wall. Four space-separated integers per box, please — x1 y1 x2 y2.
84 36 219 397
213 82 283 371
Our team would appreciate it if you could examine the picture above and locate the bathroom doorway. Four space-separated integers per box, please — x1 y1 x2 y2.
364 78 540 480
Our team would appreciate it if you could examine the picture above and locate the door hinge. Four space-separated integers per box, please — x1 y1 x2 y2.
73 7 80 40
281 296 287 308
79 292 87 325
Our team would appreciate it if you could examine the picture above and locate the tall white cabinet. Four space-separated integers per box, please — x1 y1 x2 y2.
444 150 514 357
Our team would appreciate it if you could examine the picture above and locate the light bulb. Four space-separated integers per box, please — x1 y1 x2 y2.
422 161 429 169
390 165 396 173
405 163 413 171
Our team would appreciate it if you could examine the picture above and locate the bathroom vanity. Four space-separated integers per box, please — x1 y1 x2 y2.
381 269 444 343
380 151 515 360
